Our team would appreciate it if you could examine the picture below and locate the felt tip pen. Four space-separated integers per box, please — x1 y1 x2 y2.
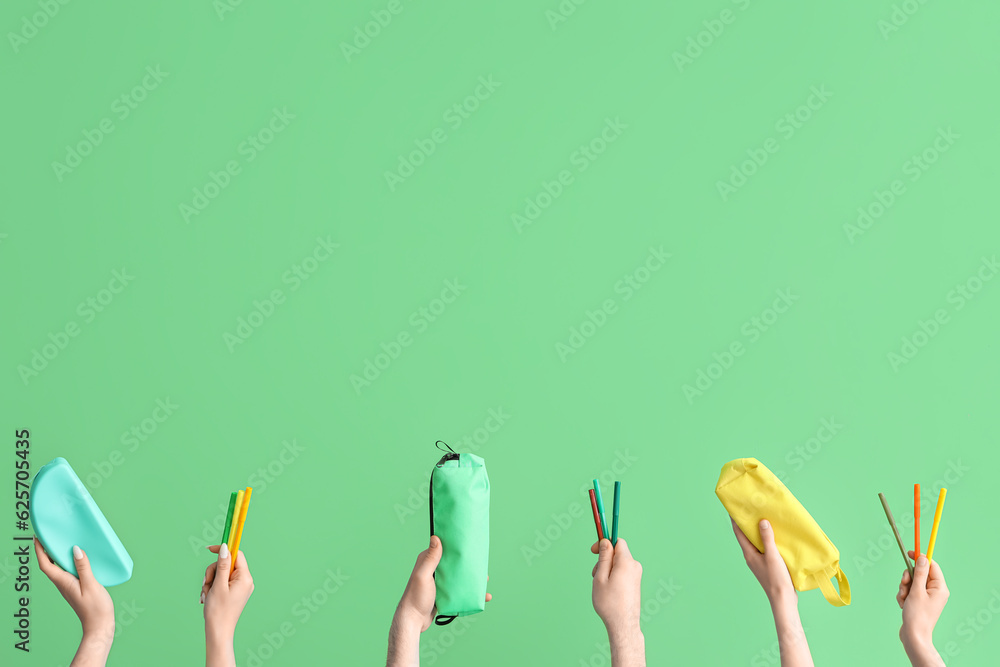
611 481 620 547
593 479 609 541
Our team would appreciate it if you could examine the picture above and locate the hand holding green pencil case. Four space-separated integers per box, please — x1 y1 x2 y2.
429 444 490 625
30 458 133 587
716 457 850 607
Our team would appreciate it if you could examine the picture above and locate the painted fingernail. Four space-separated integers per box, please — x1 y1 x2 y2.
202 574 207 587
200 592 205 604
219 543 229 560
73 545 83 560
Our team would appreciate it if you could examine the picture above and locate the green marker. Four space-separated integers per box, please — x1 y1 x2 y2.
593 479 609 540
221 491 238 544
611 481 620 546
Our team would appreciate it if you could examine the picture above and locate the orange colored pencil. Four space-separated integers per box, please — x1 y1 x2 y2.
914 484 921 559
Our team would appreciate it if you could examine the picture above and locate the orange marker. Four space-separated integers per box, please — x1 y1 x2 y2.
230 487 252 559
914 484 921 559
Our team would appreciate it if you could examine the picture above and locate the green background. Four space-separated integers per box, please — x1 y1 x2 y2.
3 0 998 664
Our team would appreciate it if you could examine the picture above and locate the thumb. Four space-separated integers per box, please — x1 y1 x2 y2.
213 542 232 589
594 539 614 582
911 555 930 594
759 520 781 561
72 545 100 592
415 535 443 578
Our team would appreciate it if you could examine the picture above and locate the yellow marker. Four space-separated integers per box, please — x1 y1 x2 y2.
227 490 244 554
926 488 946 561
230 487 252 558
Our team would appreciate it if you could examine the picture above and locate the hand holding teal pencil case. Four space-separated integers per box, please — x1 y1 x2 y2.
429 444 489 625
30 458 133 587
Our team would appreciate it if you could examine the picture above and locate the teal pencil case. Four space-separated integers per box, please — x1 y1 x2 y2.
30 458 133 587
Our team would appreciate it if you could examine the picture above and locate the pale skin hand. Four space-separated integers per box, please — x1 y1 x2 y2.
34 538 115 667
386 535 491 667
590 538 645 667
201 543 254 667
896 553 948 667
732 519 814 667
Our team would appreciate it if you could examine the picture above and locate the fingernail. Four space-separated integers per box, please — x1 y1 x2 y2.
202 574 207 587
918 555 928 566
760 519 770 529
600 540 609 552
200 592 205 604
219 543 229 560
73 545 83 560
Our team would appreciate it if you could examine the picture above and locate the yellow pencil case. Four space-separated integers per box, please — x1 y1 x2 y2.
716 458 850 607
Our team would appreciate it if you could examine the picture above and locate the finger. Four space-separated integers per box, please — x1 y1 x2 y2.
212 542 232 589
72 545 101 593
485 592 492 602
230 549 252 583
591 541 600 555
758 520 781 562
594 538 614 582
33 538 78 592
206 545 222 554
911 555 930 594
927 558 947 591
592 562 599 578
613 538 634 564
202 562 218 602
412 535 444 579
897 570 911 608
731 518 757 559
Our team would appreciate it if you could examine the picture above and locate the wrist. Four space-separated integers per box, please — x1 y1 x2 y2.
79 628 114 656
767 588 798 610
901 629 936 656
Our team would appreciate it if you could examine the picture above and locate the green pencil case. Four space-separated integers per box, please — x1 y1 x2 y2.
429 443 489 625
30 457 133 587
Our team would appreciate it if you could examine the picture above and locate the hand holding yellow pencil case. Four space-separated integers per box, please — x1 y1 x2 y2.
716 458 851 607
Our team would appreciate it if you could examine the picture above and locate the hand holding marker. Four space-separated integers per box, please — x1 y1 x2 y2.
222 487 252 570
878 484 947 572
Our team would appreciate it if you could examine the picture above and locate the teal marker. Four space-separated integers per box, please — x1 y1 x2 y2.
593 479 609 540
611 481 620 546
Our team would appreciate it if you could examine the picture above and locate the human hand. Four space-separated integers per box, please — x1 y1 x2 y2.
897 553 948 661
393 535 491 633
202 543 254 640
590 538 642 635
35 538 115 642
732 518 795 604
